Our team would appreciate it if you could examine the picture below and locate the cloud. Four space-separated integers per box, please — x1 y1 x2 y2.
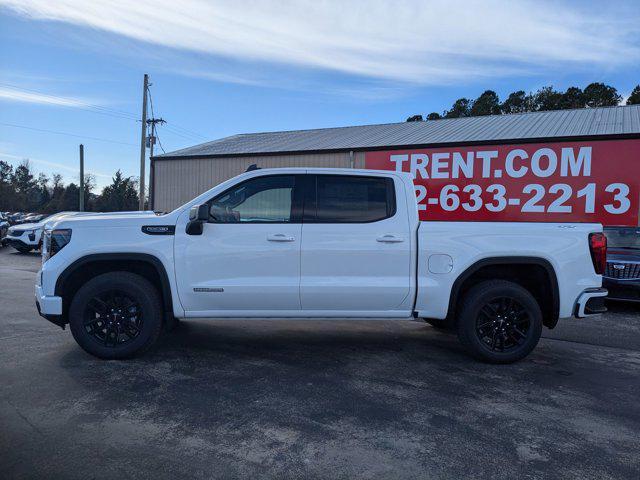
1 0 639 85
0 86 95 108
0 151 111 178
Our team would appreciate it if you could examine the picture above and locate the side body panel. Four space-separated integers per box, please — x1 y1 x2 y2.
415 222 603 319
39 213 184 317
174 215 303 315
299 170 417 314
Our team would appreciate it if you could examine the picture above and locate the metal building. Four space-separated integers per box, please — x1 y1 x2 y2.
151 105 640 223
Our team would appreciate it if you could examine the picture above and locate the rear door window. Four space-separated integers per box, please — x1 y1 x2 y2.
310 175 396 223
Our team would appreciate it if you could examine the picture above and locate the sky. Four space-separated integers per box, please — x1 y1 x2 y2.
0 0 639 190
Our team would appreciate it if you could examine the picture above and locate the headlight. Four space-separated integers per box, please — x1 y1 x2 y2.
42 229 72 263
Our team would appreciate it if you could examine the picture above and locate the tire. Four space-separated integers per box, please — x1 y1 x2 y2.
69 272 163 359
16 246 33 254
456 280 543 364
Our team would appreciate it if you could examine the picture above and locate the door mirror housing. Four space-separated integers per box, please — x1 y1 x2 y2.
189 204 209 221
186 204 209 235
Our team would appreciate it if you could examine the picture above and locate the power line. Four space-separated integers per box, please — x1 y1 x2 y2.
1 81 208 141
0 121 137 147
0 82 140 121
147 86 205 142
156 135 166 154
146 89 166 154
0 81 209 148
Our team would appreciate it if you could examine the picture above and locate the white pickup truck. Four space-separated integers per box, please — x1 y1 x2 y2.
36 168 608 363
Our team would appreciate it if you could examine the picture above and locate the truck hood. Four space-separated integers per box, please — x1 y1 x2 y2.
50 211 172 229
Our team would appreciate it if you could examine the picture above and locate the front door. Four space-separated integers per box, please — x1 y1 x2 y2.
300 174 413 314
175 174 303 315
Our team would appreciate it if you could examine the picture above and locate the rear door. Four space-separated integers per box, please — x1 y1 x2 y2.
300 174 412 314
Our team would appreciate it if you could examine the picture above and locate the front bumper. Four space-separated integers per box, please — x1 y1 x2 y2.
35 284 65 328
6 238 34 250
574 288 608 317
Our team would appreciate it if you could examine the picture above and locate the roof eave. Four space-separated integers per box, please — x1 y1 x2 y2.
152 132 640 161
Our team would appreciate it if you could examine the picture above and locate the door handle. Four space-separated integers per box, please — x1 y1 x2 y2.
267 233 295 242
376 234 404 243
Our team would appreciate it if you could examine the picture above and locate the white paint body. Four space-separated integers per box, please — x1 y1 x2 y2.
37 168 603 321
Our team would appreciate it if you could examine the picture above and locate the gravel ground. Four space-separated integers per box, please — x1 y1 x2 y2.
1 246 639 480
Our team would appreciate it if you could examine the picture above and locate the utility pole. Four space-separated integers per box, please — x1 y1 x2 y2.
79 144 85 211
138 73 149 210
146 118 166 160
146 117 165 211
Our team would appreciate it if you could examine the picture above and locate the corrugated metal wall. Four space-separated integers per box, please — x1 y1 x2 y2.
152 151 366 211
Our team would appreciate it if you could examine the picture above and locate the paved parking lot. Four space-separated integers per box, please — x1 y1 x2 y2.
1 246 639 479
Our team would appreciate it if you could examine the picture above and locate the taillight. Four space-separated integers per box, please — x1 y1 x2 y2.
588 232 607 275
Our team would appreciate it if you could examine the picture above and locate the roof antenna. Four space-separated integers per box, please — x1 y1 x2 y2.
246 164 260 172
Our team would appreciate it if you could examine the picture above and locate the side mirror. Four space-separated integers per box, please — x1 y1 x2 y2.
189 204 209 221
186 204 209 235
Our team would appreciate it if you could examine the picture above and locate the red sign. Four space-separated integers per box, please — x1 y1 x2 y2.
365 139 640 226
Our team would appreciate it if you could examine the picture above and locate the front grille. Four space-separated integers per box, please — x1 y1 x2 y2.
9 230 24 237
605 261 640 280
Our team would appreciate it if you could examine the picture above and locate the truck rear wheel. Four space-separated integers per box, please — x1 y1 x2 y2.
69 272 163 359
456 280 542 364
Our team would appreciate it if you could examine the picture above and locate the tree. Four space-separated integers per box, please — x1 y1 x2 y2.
583 82 621 107
37 173 51 207
0 163 143 214
12 160 37 194
445 98 472 118
470 90 501 116
82 174 96 210
57 183 81 211
94 170 139 212
558 87 584 109
0 161 15 210
44 173 66 213
406 115 423 122
531 86 563 111
426 112 442 120
0 160 12 184
500 91 528 114
627 85 640 105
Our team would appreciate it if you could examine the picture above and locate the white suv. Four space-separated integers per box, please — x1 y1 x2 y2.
5 212 77 253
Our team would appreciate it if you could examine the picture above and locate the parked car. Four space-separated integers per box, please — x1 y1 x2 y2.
24 213 46 223
603 226 640 302
5 212 77 253
7 212 25 225
36 168 606 363
0 213 9 246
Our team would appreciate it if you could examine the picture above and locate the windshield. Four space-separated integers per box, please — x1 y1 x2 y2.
604 227 640 249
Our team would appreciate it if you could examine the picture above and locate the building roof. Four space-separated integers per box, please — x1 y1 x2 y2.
159 104 640 159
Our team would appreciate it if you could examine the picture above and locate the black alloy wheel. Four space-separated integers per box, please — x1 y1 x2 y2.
457 280 543 363
84 290 143 347
475 297 531 353
69 272 163 359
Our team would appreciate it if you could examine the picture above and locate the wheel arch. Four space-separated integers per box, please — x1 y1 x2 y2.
447 256 560 329
55 253 174 324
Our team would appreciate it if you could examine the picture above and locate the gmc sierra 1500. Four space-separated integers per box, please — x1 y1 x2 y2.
36 168 607 363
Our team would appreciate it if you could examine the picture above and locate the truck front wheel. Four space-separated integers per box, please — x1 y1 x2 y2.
456 280 542 364
69 272 163 359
